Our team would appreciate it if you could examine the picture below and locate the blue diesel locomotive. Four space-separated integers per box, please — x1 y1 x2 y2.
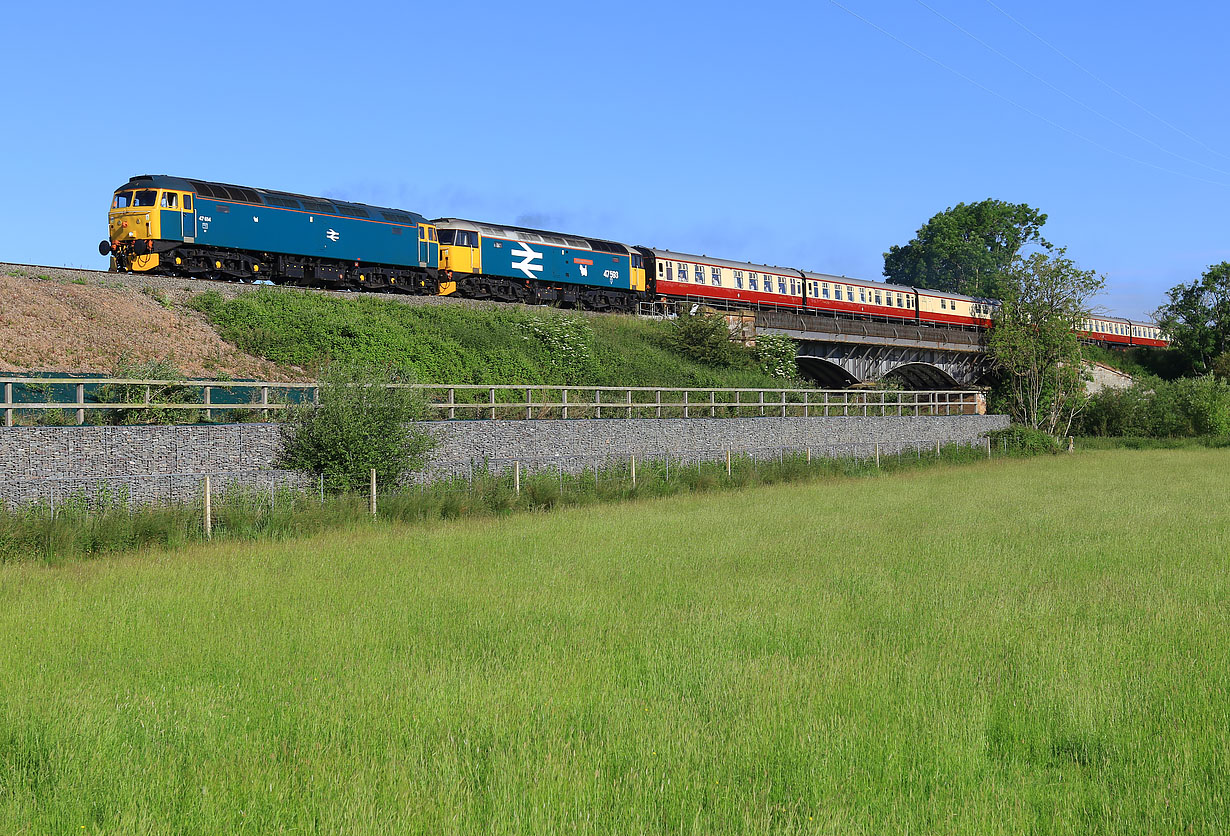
102 174 439 292
100 174 649 308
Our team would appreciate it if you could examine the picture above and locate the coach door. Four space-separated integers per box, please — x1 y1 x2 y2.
182 193 196 242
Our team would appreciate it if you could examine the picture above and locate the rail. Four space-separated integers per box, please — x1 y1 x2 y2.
0 376 985 426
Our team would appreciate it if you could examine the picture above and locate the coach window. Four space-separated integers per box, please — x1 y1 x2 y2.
694 264 703 283
735 270 744 289
711 267 721 286
676 263 686 281
821 282 830 299
778 278 787 294
658 261 666 277
875 291 882 305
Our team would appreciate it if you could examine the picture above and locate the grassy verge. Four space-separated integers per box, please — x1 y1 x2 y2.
1 442 998 564
187 288 794 387
1076 435 1230 450
0 449 1226 833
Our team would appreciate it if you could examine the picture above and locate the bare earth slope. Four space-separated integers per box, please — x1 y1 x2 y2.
0 264 302 379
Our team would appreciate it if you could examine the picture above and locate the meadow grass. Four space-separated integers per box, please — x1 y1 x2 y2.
0 449 1227 833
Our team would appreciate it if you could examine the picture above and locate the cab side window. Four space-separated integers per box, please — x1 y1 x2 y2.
183 194 193 211
161 192 178 209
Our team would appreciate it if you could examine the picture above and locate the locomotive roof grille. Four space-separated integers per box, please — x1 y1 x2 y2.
381 211 416 224
187 180 263 204
299 200 338 215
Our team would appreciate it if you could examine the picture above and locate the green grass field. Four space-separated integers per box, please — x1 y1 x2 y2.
1 450 1227 834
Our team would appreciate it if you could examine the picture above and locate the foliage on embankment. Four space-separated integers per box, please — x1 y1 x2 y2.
188 289 799 387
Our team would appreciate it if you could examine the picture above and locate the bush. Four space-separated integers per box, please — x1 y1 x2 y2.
660 311 749 368
1079 375 1230 438
277 363 436 492
753 333 800 380
986 425 1062 455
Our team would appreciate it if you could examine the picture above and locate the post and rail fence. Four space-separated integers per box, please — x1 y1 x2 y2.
0 376 985 426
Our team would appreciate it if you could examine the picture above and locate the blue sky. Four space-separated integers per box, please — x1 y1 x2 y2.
3 0 1227 320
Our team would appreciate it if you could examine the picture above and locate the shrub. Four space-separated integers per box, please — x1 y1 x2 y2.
277 363 436 493
660 310 749 368
986 425 1062 455
1079 375 1230 438
753 333 799 380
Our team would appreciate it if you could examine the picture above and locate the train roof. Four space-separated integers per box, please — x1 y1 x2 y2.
647 248 807 278
651 248 990 300
433 218 633 255
113 174 428 225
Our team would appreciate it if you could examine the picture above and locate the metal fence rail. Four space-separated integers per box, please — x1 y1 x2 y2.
0 376 986 425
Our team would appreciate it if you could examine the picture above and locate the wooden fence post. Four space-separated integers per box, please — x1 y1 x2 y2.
514 460 521 495
630 455 636 488
370 469 377 518
726 449 731 477
203 475 212 540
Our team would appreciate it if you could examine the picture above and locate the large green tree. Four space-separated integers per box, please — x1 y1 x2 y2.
884 199 1050 299
1155 262 1230 375
987 249 1104 435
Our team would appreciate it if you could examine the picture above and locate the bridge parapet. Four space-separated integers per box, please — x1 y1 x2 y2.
755 309 985 352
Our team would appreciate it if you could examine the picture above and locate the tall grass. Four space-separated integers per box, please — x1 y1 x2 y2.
0 442 994 564
0 449 1226 833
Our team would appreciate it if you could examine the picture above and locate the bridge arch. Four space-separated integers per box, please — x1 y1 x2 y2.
795 355 861 388
883 362 961 390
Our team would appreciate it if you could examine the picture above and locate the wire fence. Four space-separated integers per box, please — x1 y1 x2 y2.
0 438 997 512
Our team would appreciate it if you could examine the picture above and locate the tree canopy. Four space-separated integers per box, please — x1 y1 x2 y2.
883 199 1050 299
987 249 1103 435
1154 262 1230 376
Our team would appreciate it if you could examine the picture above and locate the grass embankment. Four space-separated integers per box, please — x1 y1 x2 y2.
1 449 1227 833
188 288 790 387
